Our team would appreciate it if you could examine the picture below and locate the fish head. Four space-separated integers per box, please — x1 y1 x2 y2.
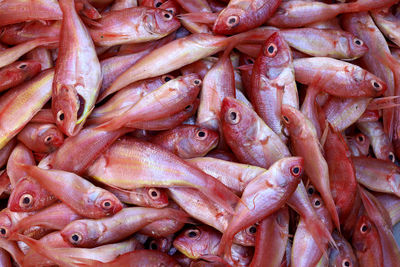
179 126 219 158
61 220 100 247
329 232 359 267
0 210 12 239
348 36 368 59
38 124 65 152
143 187 169 208
274 157 304 191
364 73 386 97
281 104 306 138
173 225 220 258
8 177 51 212
181 73 202 91
259 32 291 79
52 84 85 136
92 189 123 217
352 215 379 254
351 133 370 156
145 8 181 37
14 60 42 79
213 7 246 35
221 97 256 139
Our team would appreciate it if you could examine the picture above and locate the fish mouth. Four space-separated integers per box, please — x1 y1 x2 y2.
143 13 160 36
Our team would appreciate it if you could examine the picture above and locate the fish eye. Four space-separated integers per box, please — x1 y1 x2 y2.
196 129 207 140
19 194 33 208
356 134 365 143
166 8 175 15
184 104 193 111
246 225 257 235
371 80 382 91
101 200 112 210
265 43 278 57
57 110 65 121
353 38 363 46
313 198 321 208
162 75 173 83
226 15 239 27
226 108 240 125
389 152 395 163
154 0 163 7
0 228 7 237
342 259 351 267
193 79 201 86
282 115 290 124
148 188 160 199
44 136 53 144
185 228 200 239
290 165 302 177
70 233 83 245
360 223 370 234
307 185 315 196
245 57 254 64
162 11 173 21
150 241 158 250
18 63 27 69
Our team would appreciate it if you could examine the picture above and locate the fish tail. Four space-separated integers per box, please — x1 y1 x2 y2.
324 193 341 231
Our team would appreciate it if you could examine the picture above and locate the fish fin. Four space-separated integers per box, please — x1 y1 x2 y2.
16 234 80 267
367 96 400 110
177 12 218 24
236 64 254 71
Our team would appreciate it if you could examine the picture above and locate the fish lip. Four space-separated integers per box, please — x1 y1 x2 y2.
143 13 160 36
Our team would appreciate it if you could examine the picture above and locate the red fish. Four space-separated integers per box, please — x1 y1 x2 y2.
53 0 102 136
218 157 303 259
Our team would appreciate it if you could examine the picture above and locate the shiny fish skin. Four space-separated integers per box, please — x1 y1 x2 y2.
17 123 64 154
20 165 123 218
0 60 41 92
282 104 340 230
0 69 54 150
218 157 303 259
87 138 240 214
52 0 102 136
103 33 228 98
88 7 180 47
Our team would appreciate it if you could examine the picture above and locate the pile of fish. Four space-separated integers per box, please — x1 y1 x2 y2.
0 0 400 266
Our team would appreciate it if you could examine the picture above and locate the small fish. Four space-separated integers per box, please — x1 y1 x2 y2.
53 0 102 136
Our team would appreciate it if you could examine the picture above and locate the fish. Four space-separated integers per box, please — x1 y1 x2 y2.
0 69 54 150
221 97 290 169
53 0 102 136
249 32 297 139
213 0 281 35
218 157 303 259
249 207 289 267
19 165 123 218
0 0 62 27
282 104 340 230
60 207 188 247
87 138 240 214
88 7 180 46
